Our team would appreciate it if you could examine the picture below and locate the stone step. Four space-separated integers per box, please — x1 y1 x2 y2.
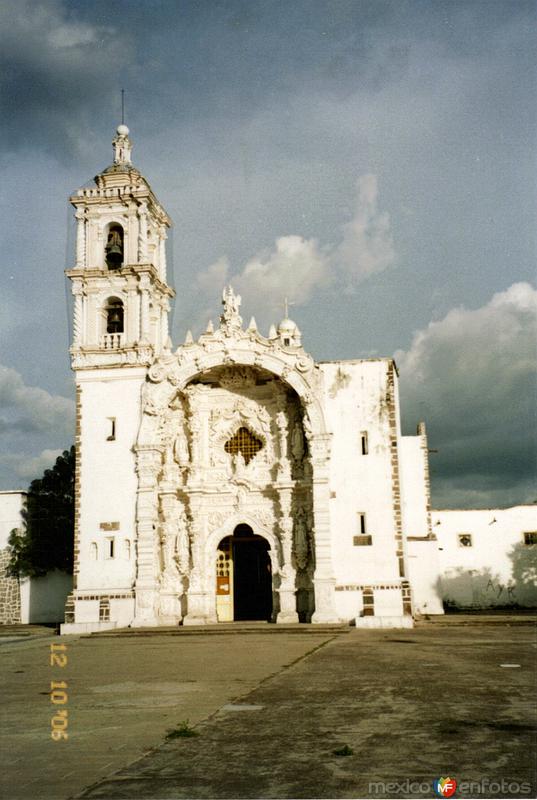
0 624 58 637
86 622 350 638
415 613 537 626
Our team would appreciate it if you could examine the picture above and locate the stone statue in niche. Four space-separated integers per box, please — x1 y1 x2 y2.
291 423 304 461
160 510 190 581
160 520 180 576
173 425 190 466
233 452 247 479
188 415 202 465
175 511 190 574
294 510 309 571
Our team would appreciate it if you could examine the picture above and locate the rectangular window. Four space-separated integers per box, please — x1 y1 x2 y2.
458 533 473 547
360 431 368 455
524 532 537 545
106 537 115 558
353 513 371 545
106 417 116 441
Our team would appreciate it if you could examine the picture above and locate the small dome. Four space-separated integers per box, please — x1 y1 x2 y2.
278 317 297 334
116 124 130 136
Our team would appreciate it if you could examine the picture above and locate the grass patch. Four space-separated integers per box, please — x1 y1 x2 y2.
333 744 354 757
165 720 199 739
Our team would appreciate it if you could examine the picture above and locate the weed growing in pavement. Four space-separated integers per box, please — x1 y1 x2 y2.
333 744 354 756
165 720 199 739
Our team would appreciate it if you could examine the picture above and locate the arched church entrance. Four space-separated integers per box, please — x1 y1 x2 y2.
216 525 272 622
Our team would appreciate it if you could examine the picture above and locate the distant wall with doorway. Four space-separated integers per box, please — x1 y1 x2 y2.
0 490 26 623
433 506 537 609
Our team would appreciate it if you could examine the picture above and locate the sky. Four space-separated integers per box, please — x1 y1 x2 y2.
0 0 535 508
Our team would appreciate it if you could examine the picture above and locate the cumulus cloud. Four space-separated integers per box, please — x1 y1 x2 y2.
0 449 65 489
396 283 537 509
0 0 132 157
335 175 396 293
0 364 74 436
0 363 74 489
234 235 330 315
196 174 394 326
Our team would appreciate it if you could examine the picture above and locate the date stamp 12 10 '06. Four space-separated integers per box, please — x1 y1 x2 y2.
50 643 68 741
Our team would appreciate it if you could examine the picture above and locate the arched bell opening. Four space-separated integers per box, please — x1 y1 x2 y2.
105 297 124 334
216 525 273 622
105 223 124 269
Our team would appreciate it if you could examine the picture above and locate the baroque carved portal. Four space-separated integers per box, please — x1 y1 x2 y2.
134 305 336 624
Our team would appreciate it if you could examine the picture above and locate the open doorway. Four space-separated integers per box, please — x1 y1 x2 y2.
216 525 272 621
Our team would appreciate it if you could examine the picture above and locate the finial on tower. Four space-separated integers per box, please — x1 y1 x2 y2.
113 92 132 166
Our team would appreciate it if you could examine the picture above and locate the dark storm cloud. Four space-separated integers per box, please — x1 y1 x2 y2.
0 0 132 157
397 283 537 508
2 0 533 158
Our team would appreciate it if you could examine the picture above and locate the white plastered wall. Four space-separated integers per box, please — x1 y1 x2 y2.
319 360 404 620
77 367 145 593
433 506 537 608
399 437 444 614
20 571 73 623
0 490 26 549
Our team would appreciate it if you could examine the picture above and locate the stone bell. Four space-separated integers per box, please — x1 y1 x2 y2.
105 229 123 268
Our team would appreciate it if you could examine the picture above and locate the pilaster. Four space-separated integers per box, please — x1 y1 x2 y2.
309 433 339 623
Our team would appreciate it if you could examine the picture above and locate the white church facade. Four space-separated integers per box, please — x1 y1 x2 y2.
59 126 533 634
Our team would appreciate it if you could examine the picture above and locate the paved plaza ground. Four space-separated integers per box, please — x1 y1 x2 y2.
1 617 536 800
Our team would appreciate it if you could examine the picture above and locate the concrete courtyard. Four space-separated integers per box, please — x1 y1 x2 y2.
1 618 536 799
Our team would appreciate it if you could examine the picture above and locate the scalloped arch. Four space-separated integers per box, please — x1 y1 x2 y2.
137 350 327 447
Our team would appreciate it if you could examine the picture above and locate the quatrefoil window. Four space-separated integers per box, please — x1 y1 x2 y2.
224 427 263 465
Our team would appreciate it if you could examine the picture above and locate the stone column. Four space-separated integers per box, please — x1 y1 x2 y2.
276 410 292 481
72 280 83 346
159 227 167 281
138 203 148 263
160 299 170 351
309 433 339 623
75 209 86 268
183 496 210 625
158 493 184 624
276 487 299 623
139 274 150 343
132 446 162 627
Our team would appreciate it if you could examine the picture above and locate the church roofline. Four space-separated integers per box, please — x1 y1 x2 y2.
317 357 399 374
432 505 537 513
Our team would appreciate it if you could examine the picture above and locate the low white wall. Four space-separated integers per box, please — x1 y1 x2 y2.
433 506 537 608
0 490 26 549
20 571 73 624
406 538 444 614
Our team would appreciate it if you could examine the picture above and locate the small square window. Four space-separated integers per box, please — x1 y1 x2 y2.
458 533 473 548
283 337 291 346
353 535 372 546
524 532 537 545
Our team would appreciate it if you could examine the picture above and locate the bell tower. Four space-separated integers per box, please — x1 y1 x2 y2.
61 126 175 633
66 124 174 369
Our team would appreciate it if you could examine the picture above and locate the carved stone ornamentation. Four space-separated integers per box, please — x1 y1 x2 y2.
220 285 243 335
294 509 309 571
218 366 256 389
